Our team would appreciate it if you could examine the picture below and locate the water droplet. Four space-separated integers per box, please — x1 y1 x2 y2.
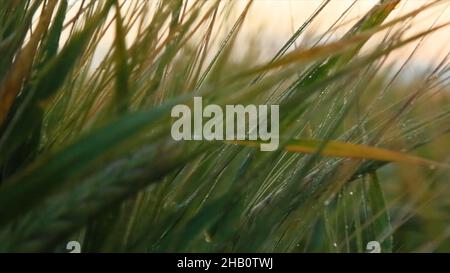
349 191 353 195
333 242 337 248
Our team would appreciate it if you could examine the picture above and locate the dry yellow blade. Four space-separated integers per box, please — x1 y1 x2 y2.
0 0 58 127
231 139 448 169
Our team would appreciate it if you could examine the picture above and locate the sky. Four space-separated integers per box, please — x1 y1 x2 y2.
64 0 450 73
233 0 450 68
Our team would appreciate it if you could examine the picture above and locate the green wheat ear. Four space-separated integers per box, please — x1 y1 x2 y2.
0 0 449 253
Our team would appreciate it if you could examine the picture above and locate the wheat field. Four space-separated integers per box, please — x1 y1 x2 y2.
0 0 449 253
